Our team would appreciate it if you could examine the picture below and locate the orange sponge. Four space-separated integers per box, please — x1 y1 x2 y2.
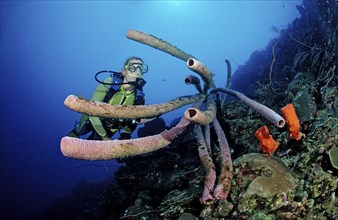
281 104 303 141
255 125 280 155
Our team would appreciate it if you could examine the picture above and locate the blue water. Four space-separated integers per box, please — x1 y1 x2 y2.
0 1 301 219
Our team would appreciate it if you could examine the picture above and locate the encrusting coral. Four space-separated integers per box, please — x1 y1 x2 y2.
233 153 298 213
60 29 287 215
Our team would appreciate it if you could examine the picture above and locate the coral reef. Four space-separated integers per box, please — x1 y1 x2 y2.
49 0 337 219
60 25 289 216
233 153 298 216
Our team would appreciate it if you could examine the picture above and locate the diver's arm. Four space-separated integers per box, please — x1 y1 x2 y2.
88 116 107 138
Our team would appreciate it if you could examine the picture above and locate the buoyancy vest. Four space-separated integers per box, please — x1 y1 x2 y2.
75 73 144 137
88 72 145 137
103 72 145 105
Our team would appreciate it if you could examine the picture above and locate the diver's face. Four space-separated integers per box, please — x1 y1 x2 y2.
122 59 143 83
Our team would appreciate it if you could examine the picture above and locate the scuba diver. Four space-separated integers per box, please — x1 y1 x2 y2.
67 56 148 140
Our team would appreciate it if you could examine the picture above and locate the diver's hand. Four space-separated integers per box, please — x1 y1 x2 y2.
101 135 111 141
139 118 156 124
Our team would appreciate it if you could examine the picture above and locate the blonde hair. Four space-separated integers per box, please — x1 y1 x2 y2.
123 56 144 68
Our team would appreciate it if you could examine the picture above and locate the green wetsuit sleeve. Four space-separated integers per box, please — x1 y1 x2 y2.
91 77 112 101
89 116 107 137
88 77 112 137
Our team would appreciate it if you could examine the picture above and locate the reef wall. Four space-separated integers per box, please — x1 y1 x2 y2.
37 0 337 219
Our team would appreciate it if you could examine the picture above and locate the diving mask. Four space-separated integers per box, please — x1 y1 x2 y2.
125 62 148 74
